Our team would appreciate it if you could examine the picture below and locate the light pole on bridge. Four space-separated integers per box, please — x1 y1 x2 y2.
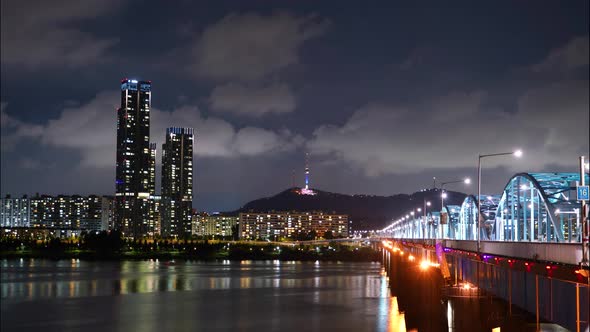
477 149 522 253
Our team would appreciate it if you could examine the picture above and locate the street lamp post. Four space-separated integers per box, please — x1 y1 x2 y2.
476 149 522 294
477 149 522 252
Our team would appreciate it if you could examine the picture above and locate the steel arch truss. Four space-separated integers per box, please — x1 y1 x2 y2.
495 173 588 243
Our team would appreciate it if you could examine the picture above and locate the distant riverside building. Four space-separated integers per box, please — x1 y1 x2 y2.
115 78 153 238
148 143 157 196
161 127 194 238
148 195 161 237
30 195 56 227
192 213 238 238
72 195 102 231
239 211 349 240
2 194 105 231
101 196 115 231
0 195 30 227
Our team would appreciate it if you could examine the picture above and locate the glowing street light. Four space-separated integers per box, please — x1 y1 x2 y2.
476 149 523 291
477 149 523 251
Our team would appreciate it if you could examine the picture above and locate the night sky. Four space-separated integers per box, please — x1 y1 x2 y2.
1 0 588 212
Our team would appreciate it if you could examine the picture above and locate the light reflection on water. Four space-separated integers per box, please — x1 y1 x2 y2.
1 259 408 332
1 260 403 300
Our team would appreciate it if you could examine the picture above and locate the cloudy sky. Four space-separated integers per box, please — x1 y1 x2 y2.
1 0 588 212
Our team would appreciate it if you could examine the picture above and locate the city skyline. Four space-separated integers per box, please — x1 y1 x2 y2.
1 1 588 213
1 2 588 331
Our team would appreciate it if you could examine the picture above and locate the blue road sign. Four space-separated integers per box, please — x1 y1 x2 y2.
577 185 589 201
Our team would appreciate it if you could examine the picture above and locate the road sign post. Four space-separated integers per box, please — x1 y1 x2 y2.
577 185 589 201
578 156 589 303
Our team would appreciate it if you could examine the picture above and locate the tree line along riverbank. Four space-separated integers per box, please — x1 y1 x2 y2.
0 231 379 262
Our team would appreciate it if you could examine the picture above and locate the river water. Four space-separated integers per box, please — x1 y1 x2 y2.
1 259 408 332
0 259 552 332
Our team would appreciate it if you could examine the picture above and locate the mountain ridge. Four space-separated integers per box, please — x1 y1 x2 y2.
233 187 467 230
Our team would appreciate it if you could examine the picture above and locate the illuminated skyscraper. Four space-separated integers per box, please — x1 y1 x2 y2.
148 143 156 195
115 78 152 238
161 127 194 238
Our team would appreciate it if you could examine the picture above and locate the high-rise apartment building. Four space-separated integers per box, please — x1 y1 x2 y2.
192 213 238 238
101 196 115 231
148 195 161 237
30 195 56 227
25 194 103 231
239 211 349 240
115 79 152 238
2 194 110 232
161 127 194 238
0 195 30 227
148 143 156 195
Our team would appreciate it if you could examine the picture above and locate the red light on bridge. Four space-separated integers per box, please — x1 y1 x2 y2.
545 265 551 270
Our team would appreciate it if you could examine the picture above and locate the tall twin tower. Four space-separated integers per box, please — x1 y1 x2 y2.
115 79 194 238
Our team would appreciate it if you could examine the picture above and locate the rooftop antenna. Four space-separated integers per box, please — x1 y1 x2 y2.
305 153 310 190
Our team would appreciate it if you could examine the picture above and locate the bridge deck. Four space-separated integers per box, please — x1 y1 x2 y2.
398 239 582 266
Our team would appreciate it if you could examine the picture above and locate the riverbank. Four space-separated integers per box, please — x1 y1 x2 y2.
0 241 380 262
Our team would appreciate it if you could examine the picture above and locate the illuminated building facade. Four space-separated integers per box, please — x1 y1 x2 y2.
0 195 30 227
101 196 115 231
115 78 152 238
192 213 238 238
24 194 104 231
30 195 57 227
239 211 349 240
148 195 161 237
161 127 194 238
149 143 157 195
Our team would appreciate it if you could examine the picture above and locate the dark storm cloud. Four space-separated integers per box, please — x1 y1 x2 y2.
189 11 330 81
191 11 329 117
0 0 122 68
209 82 296 116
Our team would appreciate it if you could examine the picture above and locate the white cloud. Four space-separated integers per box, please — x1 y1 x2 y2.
0 0 120 68
2 91 302 167
191 11 329 81
532 36 589 73
517 80 589 152
1 101 44 150
308 82 587 176
234 127 298 155
209 82 296 116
